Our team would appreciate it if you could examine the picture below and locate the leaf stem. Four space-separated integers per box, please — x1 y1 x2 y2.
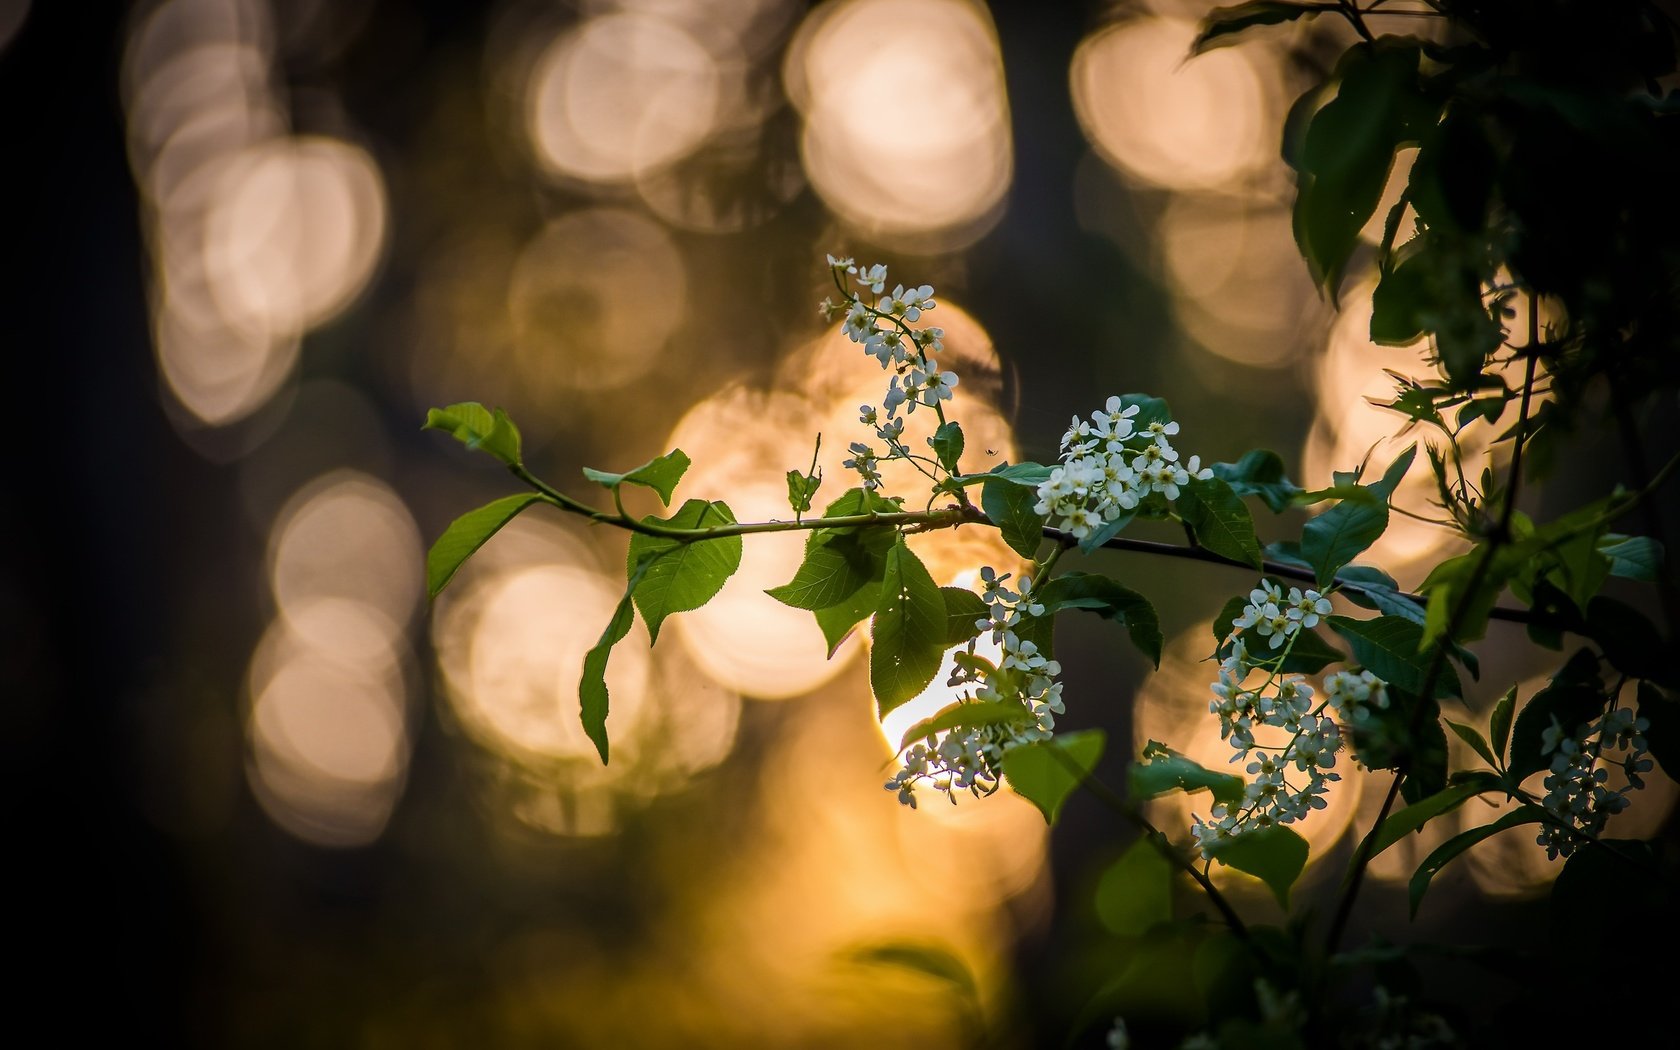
1050 751 1256 947
1323 343 1541 955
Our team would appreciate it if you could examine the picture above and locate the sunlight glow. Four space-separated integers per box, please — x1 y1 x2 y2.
1071 17 1275 193
786 0 1012 250
527 11 722 184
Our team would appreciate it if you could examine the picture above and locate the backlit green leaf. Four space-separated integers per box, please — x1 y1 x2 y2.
939 586 987 647
582 448 691 505
870 539 948 717
1203 825 1309 909
1370 781 1492 859
1128 742 1244 807
981 476 1045 559
1327 614 1462 699
1001 729 1106 825
1180 476 1263 569
427 493 541 599
1300 489 1389 588
932 421 964 474
1409 806 1546 916
1211 449 1302 513
898 699 1030 753
1036 572 1162 668
579 558 654 765
424 402 523 466
1095 837 1173 937
627 500 742 643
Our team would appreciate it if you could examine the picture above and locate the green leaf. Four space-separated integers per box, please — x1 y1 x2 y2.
931 421 964 474
870 539 948 717
1128 742 1244 807
949 462 1053 488
766 529 891 611
1326 614 1462 699
1202 825 1309 909
582 449 691 505
1210 449 1302 513
1001 729 1106 825
785 468 822 517
1337 565 1415 614
845 941 978 1008
426 494 541 599
1179 476 1263 570
579 559 655 765
1409 806 1547 916
981 476 1045 559
1292 45 1435 297
814 585 879 658
1116 394 1173 431
1600 535 1663 581
626 500 742 643
1077 509 1137 554
1370 781 1492 859
1370 250 1433 346
939 586 987 647
1035 572 1162 668
424 402 523 466
1444 719 1499 769
1192 1 1323 55
1095 838 1173 937
1369 445 1416 501
1489 684 1517 762
898 699 1029 753
1300 489 1389 588
1416 547 1510 648
1509 682 1604 780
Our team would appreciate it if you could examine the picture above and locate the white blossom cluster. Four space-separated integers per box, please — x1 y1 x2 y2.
1535 705 1653 859
885 568 1065 808
824 256 958 492
1033 397 1214 540
1232 579 1334 650
1190 584 1377 857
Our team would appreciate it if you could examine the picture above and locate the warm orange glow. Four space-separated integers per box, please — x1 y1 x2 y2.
268 471 424 632
430 514 744 833
1071 17 1276 193
506 208 687 393
203 137 387 336
527 12 722 184
663 386 863 698
1159 195 1319 370
786 0 1012 250
125 6 388 430
246 618 410 848
1304 280 1469 580
462 564 654 762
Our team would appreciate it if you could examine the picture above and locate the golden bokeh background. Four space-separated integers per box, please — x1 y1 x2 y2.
12 0 1674 1045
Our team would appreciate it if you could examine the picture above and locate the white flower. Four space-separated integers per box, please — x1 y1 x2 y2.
826 253 856 273
917 369 958 406
857 262 887 293
1285 587 1332 629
